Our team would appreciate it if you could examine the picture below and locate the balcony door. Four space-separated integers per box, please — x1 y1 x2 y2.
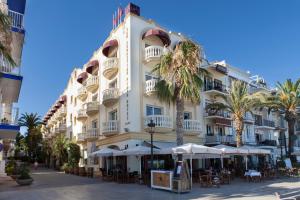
204 76 213 90
146 105 162 116
184 112 192 120
92 120 98 129
109 110 118 121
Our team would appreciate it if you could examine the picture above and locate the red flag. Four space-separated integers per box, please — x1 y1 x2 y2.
117 7 123 22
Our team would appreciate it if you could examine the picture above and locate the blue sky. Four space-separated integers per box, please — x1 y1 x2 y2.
20 0 300 119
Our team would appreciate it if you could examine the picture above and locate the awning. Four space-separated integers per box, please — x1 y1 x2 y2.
214 144 248 155
77 72 88 84
59 95 67 104
142 29 171 46
90 148 120 157
114 145 160 156
54 102 61 109
86 60 99 74
102 39 118 57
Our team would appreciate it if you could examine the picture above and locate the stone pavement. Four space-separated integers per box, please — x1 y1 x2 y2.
0 168 299 200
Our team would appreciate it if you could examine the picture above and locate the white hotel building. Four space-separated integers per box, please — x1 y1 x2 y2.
42 3 296 170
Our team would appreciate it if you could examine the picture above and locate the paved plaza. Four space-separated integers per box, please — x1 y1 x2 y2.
0 169 299 200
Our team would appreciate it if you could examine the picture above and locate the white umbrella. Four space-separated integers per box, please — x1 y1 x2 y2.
214 144 249 155
291 151 300 156
239 145 271 155
172 143 222 155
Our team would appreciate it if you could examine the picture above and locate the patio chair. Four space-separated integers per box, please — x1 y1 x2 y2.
220 172 230 184
199 174 212 187
79 167 86 176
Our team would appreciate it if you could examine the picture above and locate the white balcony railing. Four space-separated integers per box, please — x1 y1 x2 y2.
77 133 85 142
77 86 87 99
86 101 99 114
103 88 119 102
77 109 87 119
144 115 172 129
86 128 100 139
205 135 235 144
59 124 67 132
183 120 201 133
86 76 99 91
8 10 24 30
103 57 118 70
0 107 19 126
145 79 158 94
0 53 20 75
145 46 163 61
102 120 119 133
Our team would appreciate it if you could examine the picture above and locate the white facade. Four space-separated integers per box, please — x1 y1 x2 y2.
42 4 292 169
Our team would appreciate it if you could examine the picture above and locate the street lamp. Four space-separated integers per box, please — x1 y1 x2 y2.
147 119 156 170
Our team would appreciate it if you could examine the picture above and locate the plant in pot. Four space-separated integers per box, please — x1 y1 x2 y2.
62 163 70 174
6 160 20 180
16 165 33 186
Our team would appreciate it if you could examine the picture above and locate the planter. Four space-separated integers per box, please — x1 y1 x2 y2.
10 174 20 180
74 167 79 175
16 178 33 186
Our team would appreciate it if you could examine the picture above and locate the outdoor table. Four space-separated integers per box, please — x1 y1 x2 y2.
244 170 261 182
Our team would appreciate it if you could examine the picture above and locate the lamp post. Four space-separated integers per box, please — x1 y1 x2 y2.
147 119 156 170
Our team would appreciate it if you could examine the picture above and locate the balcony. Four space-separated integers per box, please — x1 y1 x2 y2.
77 86 88 101
144 46 163 63
103 57 119 80
102 88 119 107
86 76 99 93
205 110 231 118
54 128 60 135
102 120 119 136
204 82 228 96
0 53 20 75
77 133 86 143
0 107 20 139
144 115 172 133
77 109 87 120
255 119 275 129
258 139 277 147
8 10 24 32
86 101 99 115
59 106 67 117
183 120 202 135
145 79 158 95
85 128 100 140
205 135 235 145
59 124 67 132
55 111 62 120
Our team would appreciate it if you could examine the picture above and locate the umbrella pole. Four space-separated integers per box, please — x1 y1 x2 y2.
106 157 108 174
245 156 248 170
221 155 224 169
190 154 193 189
139 155 142 177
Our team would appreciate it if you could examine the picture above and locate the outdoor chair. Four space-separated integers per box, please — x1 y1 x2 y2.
79 167 86 176
100 168 113 181
199 174 212 187
87 167 93 178
220 172 230 184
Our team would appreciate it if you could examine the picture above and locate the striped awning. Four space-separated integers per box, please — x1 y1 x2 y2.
86 60 99 74
77 72 88 84
102 39 118 57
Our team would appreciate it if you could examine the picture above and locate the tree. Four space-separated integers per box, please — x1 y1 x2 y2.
206 80 264 147
67 143 81 168
18 113 43 161
153 40 205 146
264 79 300 157
52 134 69 168
0 10 16 66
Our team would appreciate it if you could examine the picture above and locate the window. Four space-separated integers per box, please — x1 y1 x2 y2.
145 74 158 81
246 125 251 138
206 125 213 136
70 96 73 104
146 105 162 116
109 110 118 120
92 94 98 101
70 114 72 124
92 120 97 129
217 126 225 136
184 112 192 120
74 117 77 126
109 80 117 88
74 97 77 106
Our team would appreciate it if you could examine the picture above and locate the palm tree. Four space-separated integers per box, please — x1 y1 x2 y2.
264 79 300 157
0 10 15 66
19 113 43 160
153 40 205 146
52 134 69 167
206 80 264 147
19 113 42 131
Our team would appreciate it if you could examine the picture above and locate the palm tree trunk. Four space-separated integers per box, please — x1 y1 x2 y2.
234 118 244 148
176 97 184 146
287 120 295 157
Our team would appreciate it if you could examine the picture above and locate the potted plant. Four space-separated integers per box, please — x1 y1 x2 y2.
16 166 33 186
62 163 70 174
